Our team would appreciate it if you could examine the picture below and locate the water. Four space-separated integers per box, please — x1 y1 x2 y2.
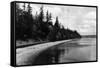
33 38 97 65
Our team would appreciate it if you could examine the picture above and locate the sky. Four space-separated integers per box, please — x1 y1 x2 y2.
18 3 96 35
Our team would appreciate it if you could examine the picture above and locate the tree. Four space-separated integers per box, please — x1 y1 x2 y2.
38 6 44 23
27 3 32 14
46 10 52 23
15 3 24 40
54 16 60 30
15 3 34 40
46 10 49 22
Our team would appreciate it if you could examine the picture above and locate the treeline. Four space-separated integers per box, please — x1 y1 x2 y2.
15 3 81 42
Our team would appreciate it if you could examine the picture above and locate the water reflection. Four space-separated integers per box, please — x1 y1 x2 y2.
33 45 65 65
33 38 96 65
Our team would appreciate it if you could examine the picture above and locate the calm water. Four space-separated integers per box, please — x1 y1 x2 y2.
33 38 97 65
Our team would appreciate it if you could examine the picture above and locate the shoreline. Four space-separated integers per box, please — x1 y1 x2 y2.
16 39 71 65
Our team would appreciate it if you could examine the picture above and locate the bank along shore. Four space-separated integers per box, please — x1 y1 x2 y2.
16 39 72 66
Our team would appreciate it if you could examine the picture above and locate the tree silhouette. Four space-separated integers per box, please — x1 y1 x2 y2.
54 16 60 30
27 3 32 14
15 3 81 41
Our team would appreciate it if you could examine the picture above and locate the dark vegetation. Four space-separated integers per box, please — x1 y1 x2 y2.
15 3 81 42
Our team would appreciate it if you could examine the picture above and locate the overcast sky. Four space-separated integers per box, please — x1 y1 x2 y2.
18 3 96 35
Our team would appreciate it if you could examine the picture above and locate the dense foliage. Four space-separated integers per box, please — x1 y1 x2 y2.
15 3 81 41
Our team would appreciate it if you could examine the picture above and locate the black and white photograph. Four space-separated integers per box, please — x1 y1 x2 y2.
11 1 97 66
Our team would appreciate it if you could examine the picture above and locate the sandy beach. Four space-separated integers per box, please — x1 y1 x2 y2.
16 40 71 65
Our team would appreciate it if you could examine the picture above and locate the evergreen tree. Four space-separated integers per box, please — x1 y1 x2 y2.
46 10 49 22
27 3 32 14
54 16 60 30
39 6 44 23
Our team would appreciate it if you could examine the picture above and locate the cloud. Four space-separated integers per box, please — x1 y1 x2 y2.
85 11 96 20
77 11 96 35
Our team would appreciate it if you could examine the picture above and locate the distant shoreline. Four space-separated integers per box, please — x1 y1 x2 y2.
16 36 96 49
82 35 96 38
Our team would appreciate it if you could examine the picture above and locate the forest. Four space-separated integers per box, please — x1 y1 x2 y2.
15 3 81 42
